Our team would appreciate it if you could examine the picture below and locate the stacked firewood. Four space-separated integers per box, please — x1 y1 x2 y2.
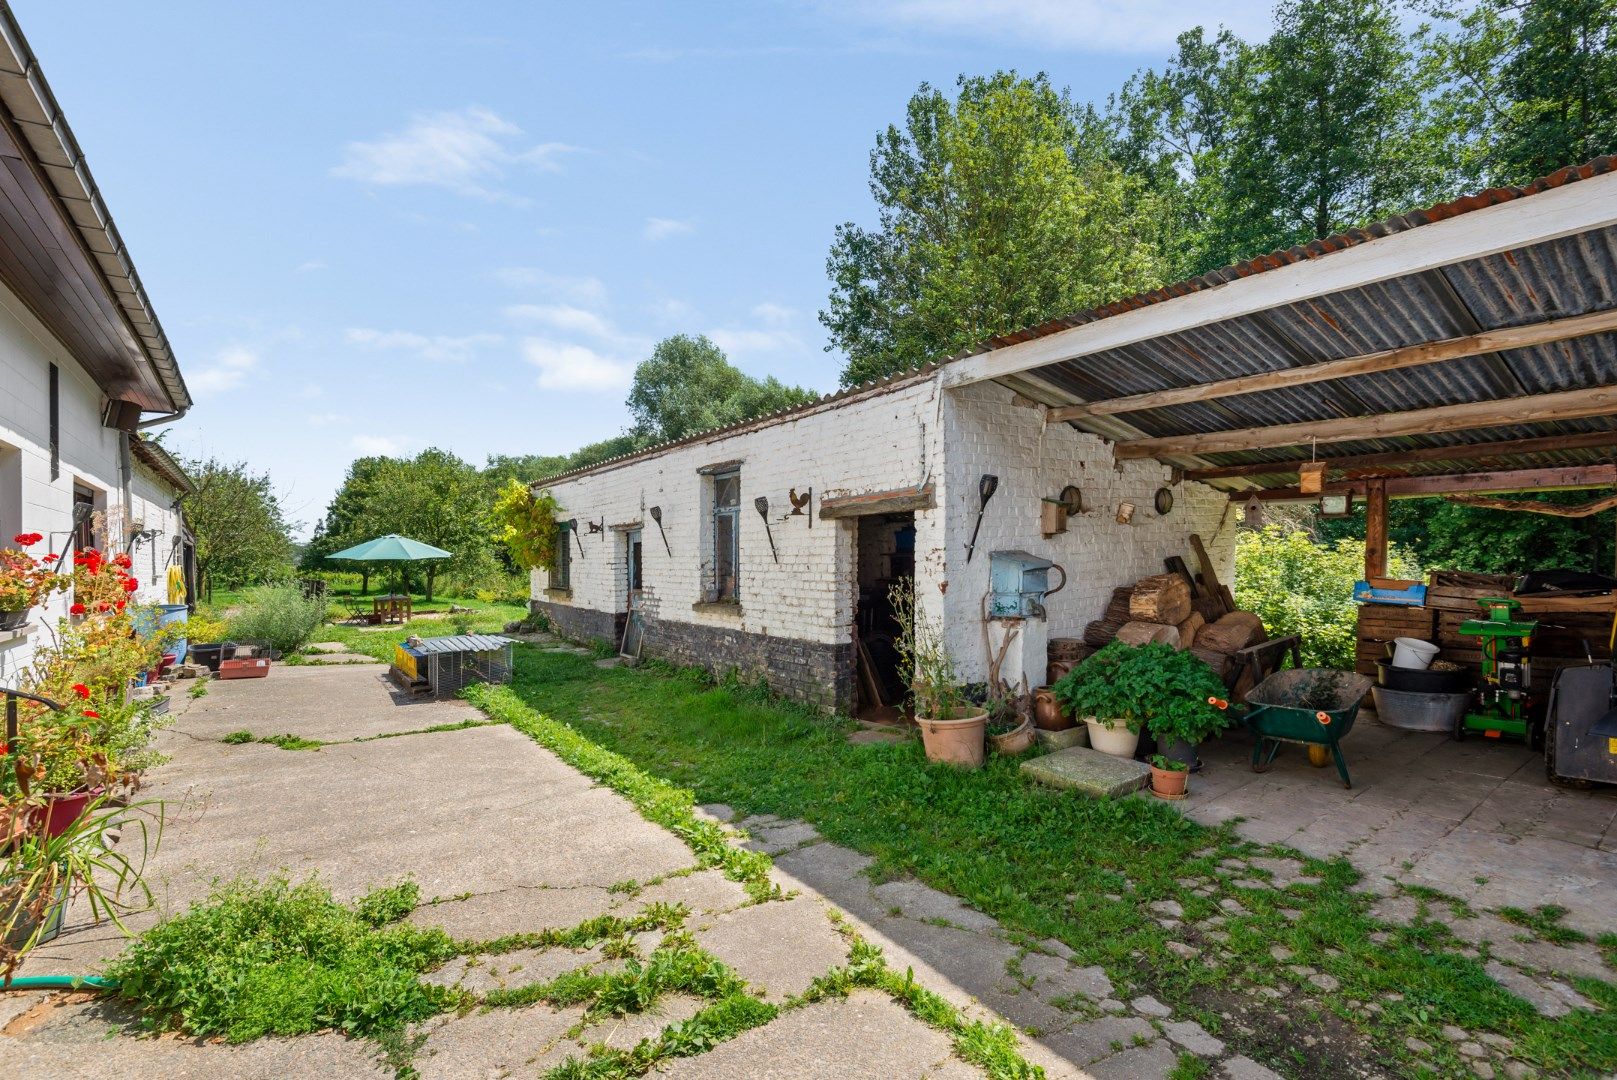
1081 565 1267 686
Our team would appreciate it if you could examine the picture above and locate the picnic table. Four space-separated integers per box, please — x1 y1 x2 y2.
372 593 412 624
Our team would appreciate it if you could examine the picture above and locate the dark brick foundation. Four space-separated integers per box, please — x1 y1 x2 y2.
532 599 852 712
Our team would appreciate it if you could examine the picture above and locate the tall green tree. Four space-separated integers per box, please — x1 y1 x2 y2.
1422 0 1617 184
822 72 1168 385
627 334 814 442
301 456 388 592
181 458 294 600
359 449 491 601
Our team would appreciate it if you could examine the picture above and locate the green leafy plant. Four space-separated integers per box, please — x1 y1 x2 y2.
221 730 252 744
226 585 328 654
491 479 563 571
1051 641 1227 742
1149 754 1188 772
887 580 966 720
108 875 457 1042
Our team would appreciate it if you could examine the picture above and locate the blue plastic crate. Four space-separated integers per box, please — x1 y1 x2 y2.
1353 580 1427 607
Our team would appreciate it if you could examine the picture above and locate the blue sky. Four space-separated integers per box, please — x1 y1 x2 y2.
15 1 1273 536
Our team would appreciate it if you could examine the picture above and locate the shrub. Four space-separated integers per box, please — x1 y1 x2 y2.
226 586 328 653
1050 641 1227 742
1234 524 1419 669
108 875 456 1041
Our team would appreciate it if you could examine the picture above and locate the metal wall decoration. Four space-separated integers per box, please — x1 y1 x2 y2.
1115 501 1136 525
789 487 812 526
754 496 779 562
648 506 672 555
586 517 605 537
1059 484 1083 515
1154 487 1175 516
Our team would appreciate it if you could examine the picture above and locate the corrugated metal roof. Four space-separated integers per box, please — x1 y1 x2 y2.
410 634 513 655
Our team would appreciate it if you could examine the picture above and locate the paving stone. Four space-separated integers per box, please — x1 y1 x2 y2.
1164 1019 1224 1055
409 885 618 941
1036 725 1090 750
1087 1039 1180 1079
1232 877 1269 890
1502 1061 1535 1080
1479 1032 1514 1051
1472 1062 1496 1080
1166 941 1199 960
871 877 1001 932
656 991 977 1079
1441 1023 1468 1042
690 896 849 1000
1039 937 1076 960
413 1002 587 1079
304 641 350 653
1017 952 1112 1005
1039 1015 1156 1065
1148 899 1184 919
1221 1054 1286 1080
1459 1041 1487 1058
634 869 752 915
424 944 604 993
1445 911 1613 982
1406 1037 1433 1054
1219 897 1245 914
1021 746 1150 798
576 993 706 1050
1307 972 1340 992
1131 995 1172 1018
739 819 823 855
1484 960 1592 1018
1269 945 1293 962
695 803 735 823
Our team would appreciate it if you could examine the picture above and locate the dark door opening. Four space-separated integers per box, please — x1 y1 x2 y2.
853 512 915 724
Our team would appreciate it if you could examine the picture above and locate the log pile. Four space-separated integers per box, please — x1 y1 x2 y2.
1078 550 1267 689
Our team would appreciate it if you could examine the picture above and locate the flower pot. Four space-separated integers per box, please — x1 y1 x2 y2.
1084 718 1140 758
1150 764 1190 799
2 874 70 950
1162 737 1200 772
0 608 27 631
1032 687 1072 731
41 788 98 840
989 717 1035 755
917 707 988 769
190 642 237 673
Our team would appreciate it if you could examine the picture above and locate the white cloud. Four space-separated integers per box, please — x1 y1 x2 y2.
491 268 608 307
643 217 695 242
523 338 634 392
827 0 1272 52
306 412 350 427
503 304 615 339
649 298 698 322
332 106 580 201
295 259 326 273
708 327 803 357
188 345 257 395
750 302 796 325
351 434 414 456
344 327 503 363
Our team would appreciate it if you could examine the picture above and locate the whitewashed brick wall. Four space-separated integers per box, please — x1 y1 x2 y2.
0 278 186 684
538 372 947 648
939 381 1237 690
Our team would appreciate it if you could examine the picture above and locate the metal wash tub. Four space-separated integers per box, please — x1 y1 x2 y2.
1238 669 1373 790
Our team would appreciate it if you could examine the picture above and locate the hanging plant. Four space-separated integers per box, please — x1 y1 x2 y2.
491 480 564 571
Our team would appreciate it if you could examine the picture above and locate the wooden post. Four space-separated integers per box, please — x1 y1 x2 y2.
1365 478 1388 580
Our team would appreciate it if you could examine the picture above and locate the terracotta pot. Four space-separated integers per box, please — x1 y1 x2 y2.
41 788 97 839
917 707 988 769
989 717 1036 755
1084 718 1140 758
1150 764 1190 799
1046 660 1076 685
1032 687 1072 731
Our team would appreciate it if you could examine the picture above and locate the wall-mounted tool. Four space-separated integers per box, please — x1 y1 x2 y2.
648 506 672 556
965 474 999 562
790 487 812 526
988 549 1067 618
754 496 779 562
568 519 585 556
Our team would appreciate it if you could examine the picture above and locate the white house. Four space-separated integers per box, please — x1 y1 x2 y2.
0 7 193 684
533 158 1617 711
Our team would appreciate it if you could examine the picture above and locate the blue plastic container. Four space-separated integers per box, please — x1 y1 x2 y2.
1353 579 1427 607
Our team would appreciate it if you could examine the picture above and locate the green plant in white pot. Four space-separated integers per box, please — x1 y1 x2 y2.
889 581 985 769
1051 641 1228 760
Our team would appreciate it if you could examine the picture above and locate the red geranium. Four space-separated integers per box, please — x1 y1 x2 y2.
69 602 86 615
71 683 89 699
122 577 139 593
112 553 132 569
12 533 42 547
82 709 99 720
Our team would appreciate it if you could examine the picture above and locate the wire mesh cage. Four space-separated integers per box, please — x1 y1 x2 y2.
392 634 514 697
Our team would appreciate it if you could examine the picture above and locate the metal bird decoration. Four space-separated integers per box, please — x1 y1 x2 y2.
789 487 812 526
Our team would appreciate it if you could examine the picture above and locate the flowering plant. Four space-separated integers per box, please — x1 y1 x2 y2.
0 533 66 612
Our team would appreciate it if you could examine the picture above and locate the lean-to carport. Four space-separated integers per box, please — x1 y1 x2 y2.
944 157 1617 581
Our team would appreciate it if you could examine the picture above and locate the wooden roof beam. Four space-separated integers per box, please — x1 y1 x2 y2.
1047 309 1617 421
1115 384 1617 459
1234 463 1617 501
1184 430 1617 482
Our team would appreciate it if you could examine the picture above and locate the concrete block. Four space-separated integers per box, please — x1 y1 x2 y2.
1021 746 1150 798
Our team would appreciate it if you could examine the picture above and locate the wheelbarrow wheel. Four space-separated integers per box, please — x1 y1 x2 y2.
1306 744 1331 768
1250 738 1282 773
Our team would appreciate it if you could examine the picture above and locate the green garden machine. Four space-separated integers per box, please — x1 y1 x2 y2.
1456 597 1540 746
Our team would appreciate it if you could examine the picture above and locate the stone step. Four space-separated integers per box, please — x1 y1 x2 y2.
1021 746 1150 798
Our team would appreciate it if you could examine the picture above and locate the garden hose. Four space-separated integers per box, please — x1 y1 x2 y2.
1 975 117 991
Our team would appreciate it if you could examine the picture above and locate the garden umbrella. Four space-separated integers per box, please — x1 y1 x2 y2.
327 534 453 597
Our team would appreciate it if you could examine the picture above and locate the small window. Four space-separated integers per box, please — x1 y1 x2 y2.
549 521 572 592
711 470 740 601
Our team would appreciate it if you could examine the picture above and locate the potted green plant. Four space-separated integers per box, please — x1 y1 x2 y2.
1149 754 1190 799
1139 646 1231 771
1049 641 1144 757
0 534 65 630
1051 641 1230 760
889 582 986 769
985 695 1034 755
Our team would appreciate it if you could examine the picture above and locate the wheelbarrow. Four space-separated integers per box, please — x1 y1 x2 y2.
1236 669 1373 789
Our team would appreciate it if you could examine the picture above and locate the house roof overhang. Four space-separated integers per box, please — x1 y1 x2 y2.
945 158 1617 500
0 7 189 417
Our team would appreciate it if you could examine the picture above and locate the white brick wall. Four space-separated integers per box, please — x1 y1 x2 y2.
0 277 186 684
538 373 1238 701
539 372 947 648
940 381 1236 689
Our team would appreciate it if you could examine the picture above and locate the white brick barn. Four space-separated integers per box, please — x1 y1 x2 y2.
532 369 1236 711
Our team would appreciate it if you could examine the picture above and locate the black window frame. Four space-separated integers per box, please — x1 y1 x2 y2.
549 521 572 592
710 469 740 602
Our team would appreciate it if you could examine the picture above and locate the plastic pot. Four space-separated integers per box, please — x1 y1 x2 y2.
1150 764 1189 799
1375 659 1473 694
189 642 237 673
1390 637 1440 670
1084 718 1140 758
917 707 988 769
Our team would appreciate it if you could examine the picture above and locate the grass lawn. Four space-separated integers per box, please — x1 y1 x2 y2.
479 646 1617 1080
292 600 532 663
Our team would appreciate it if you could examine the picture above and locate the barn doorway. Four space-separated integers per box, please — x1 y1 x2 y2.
852 512 915 724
